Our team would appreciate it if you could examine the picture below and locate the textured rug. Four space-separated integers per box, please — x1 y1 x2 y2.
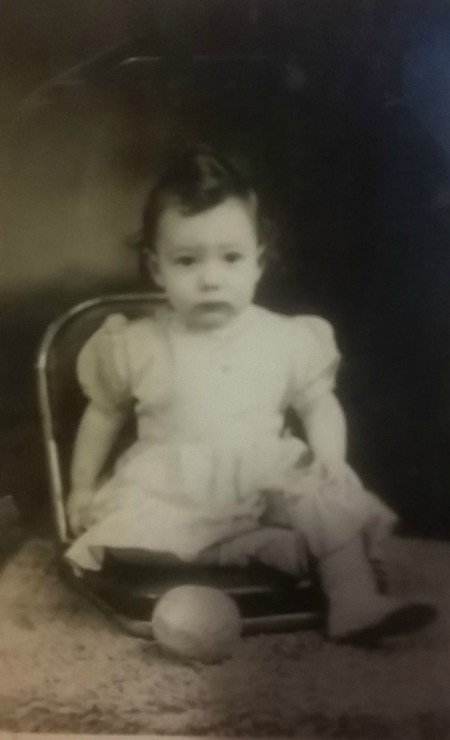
0 536 450 738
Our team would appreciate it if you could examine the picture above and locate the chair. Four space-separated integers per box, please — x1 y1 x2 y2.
36 293 324 638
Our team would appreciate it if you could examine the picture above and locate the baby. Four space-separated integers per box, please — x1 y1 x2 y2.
66 148 435 642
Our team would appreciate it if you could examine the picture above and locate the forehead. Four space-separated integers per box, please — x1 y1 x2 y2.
156 197 257 247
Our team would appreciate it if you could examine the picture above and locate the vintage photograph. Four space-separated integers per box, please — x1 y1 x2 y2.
0 1 450 736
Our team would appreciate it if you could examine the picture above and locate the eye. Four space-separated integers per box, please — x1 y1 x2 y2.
224 251 244 264
174 255 196 266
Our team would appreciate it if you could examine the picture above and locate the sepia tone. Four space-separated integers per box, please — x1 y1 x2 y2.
1 1 450 736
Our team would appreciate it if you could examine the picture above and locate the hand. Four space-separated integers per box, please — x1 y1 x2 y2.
314 458 349 484
66 487 95 537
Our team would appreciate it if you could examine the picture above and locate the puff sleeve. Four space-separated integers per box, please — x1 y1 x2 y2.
289 316 341 413
76 314 132 412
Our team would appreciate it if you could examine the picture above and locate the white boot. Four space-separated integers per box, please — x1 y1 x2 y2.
319 536 436 642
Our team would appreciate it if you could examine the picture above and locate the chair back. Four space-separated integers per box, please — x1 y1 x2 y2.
36 292 165 543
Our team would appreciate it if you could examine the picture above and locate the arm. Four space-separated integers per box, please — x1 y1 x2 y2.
67 402 127 535
68 313 131 535
71 402 126 488
300 392 347 467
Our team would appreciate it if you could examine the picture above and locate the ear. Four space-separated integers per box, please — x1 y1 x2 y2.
256 243 267 275
149 252 165 289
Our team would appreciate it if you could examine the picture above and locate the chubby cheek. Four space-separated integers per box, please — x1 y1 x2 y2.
152 259 181 291
151 253 182 290
165 272 196 304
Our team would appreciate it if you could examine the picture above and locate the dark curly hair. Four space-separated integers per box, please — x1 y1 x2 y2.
133 147 279 283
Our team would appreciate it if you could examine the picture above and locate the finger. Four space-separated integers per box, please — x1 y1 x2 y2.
68 504 88 537
79 503 95 532
329 467 348 486
324 467 342 483
87 498 115 526
86 502 101 527
68 511 81 537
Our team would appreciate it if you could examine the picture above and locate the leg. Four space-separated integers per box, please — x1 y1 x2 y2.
281 466 436 641
198 527 308 577
319 535 436 641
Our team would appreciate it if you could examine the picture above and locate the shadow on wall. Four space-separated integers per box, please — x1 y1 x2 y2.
0 75 150 525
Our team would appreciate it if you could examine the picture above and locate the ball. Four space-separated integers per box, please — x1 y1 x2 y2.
152 585 242 663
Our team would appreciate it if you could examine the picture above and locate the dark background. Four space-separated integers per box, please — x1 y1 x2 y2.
1 0 450 535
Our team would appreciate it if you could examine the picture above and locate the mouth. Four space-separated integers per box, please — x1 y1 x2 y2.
195 301 231 312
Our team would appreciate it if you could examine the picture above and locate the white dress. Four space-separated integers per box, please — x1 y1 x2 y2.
65 304 397 571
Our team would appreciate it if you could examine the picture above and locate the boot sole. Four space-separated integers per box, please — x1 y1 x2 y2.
336 603 437 646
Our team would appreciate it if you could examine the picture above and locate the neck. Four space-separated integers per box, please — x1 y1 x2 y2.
169 305 256 336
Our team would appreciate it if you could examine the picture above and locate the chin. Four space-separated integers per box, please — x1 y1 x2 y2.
195 315 231 330
191 308 236 330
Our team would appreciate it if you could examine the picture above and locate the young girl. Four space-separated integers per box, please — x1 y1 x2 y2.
66 149 434 642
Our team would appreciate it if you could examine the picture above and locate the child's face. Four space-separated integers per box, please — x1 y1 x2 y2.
152 197 263 330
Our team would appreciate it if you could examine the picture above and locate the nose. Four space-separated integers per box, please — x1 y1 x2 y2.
198 259 222 290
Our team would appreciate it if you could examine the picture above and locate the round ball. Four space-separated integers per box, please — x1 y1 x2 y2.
152 585 242 663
